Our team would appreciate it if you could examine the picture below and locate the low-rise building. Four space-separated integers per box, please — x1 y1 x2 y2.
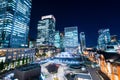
98 51 120 80
0 48 35 72
84 49 120 80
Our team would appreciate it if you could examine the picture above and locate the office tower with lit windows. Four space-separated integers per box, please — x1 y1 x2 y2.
98 29 111 50
64 27 78 53
80 32 86 52
60 33 65 51
0 0 32 48
54 31 60 48
36 15 55 46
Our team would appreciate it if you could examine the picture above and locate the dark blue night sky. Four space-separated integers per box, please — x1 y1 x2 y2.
30 0 120 47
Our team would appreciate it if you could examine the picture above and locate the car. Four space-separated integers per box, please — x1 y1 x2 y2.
81 66 86 71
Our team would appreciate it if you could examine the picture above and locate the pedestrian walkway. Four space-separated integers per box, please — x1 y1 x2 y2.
57 66 66 80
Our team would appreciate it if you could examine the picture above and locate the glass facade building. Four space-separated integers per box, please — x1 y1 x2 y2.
0 0 32 48
54 31 60 48
36 15 55 46
80 32 86 52
60 33 65 51
64 27 78 53
98 29 111 50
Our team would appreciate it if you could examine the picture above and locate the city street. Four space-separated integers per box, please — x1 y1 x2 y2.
87 67 101 80
0 57 104 80
81 55 102 80
40 57 103 80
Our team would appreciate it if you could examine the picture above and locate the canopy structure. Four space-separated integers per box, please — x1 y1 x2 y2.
46 63 59 73
55 52 74 58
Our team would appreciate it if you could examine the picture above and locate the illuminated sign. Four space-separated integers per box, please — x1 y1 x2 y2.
41 15 55 22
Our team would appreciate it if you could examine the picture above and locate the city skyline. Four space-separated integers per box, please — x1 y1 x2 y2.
1 1 120 80
30 0 120 46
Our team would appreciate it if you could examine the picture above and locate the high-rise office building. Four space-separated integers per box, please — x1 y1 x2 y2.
64 27 78 53
60 33 64 51
54 31 60 48
0 0 32 48
98 29 111 50
36 15 55 46
80 32 86 52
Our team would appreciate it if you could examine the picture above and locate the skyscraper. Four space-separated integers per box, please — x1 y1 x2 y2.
64 27 78 53
98 29 111 50
36 15 55 46
54 31 60 48
0 0 32 48
60 33 65 51
80 32 86 52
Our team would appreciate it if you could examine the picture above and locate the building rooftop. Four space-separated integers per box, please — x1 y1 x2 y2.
97 50 120 63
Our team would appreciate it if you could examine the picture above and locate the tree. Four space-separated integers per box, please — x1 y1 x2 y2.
22 58 25 65
12 60 15 68
17 58 20 67
0 60 4 71
4 61 9 70
26 57 28 64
